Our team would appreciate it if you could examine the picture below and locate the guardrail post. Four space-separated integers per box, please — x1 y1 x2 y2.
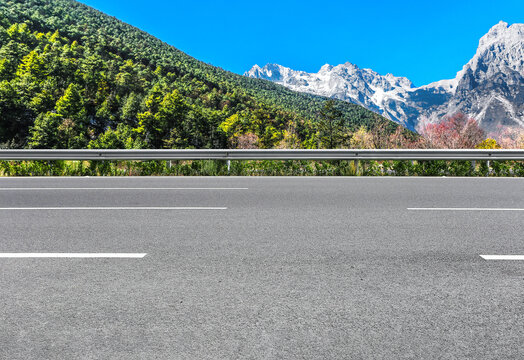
226 152 231 174
353 160 359 176
471 160 476 172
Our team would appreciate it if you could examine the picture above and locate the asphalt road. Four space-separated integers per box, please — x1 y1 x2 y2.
0 176 523 359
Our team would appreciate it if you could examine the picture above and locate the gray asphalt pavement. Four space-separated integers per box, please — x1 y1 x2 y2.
0 176 523 359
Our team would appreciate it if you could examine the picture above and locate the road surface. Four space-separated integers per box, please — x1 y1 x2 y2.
0 176 523 359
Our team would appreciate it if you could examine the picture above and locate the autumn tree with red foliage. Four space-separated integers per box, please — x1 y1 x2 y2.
417 113 486 149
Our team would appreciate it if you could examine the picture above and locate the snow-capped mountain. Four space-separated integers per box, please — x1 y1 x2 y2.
245 21 524 133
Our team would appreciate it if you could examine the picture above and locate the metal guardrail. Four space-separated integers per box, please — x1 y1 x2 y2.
0 149 523 161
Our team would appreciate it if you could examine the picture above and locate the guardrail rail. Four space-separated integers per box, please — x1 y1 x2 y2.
1 149 524 161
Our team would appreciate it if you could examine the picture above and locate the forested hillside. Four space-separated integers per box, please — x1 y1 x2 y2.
0 0 401 150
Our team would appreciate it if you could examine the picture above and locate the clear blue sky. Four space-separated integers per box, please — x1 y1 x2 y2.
79 0 523 86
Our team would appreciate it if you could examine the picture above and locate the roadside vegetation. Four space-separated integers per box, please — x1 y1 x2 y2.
2 159 524 177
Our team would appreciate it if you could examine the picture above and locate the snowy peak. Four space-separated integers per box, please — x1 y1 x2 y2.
245 62 418 128
319 64 334 72
478 21 524 50
245 21 524 133
460 21 524 81
245 63 296 82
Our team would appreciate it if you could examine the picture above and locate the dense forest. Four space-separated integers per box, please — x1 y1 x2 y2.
0 0 404 150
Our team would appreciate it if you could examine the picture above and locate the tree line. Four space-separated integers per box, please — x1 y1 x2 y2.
0 0 402 151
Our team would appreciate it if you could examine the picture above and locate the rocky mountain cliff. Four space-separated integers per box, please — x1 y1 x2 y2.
246 21 524 134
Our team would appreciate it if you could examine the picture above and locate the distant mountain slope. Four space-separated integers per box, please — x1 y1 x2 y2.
0 0 395 149
246 63 419 129
246 21 524 134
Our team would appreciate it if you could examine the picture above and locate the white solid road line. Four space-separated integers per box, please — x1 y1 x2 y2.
0 253 147 258
480 255 524 260
0 207 227 210
0 187 248 190
408 208 524 211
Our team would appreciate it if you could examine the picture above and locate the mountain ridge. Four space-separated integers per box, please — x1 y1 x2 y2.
246 21 524 134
